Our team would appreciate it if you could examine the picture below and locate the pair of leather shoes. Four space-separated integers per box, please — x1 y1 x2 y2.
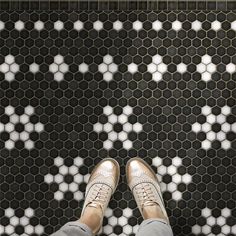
80 158 169 233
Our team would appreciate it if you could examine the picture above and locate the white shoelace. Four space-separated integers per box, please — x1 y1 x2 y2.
135 183 156 206
88 184 110 208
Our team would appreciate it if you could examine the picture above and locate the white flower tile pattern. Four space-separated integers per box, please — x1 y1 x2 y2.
147 54 168 82
192 208 236 236
192 105 235 150
0 55 19 81
102 207 139 236
44 156 84 201
49 54 69 82
153 156 192 201
98 55 118 82
196 54 217 82
1 208 44 235
94 105 142 150
0 105 44 150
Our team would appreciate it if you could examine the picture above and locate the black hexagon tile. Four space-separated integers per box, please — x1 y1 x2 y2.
0 2 236 236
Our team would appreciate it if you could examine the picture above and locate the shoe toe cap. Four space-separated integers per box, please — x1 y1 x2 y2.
93 159 120 185
100 159 119 175
126 158 156 182
100 159 117 170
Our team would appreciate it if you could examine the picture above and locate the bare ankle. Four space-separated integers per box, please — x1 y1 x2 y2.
79 207 103 234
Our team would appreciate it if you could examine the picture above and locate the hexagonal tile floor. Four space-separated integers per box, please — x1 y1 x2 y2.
0 1 236 236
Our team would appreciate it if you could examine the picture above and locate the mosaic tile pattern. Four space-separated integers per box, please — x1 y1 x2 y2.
0 7 235 236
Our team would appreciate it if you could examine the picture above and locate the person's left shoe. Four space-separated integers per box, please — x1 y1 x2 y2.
80 158 120 233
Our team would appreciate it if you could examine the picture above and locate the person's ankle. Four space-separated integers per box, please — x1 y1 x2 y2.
143 203 168 222
79 206 103 234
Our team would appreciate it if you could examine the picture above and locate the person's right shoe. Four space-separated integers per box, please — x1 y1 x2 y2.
126 157 170 224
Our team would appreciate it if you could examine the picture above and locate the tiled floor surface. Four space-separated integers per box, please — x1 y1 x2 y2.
0 2 236 236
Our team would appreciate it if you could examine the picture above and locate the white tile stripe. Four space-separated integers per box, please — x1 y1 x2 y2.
1 54 236 79
0 19 233 31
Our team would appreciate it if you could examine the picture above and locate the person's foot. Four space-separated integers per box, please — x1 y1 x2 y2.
126 157 170 224
79 158 120 234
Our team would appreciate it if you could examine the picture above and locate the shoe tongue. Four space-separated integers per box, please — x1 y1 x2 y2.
87 202 103 211
143 200 158 207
